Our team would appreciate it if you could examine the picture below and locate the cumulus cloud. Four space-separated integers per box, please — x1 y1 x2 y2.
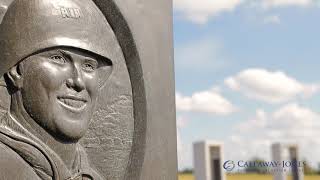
174 0 242 24
174 0 316 24
176 88 237 115
260 0 312 8
225 68 319 104
236 104 319 134
226 104 320 166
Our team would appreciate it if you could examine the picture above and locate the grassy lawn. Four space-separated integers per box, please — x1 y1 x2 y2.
179 174 320 180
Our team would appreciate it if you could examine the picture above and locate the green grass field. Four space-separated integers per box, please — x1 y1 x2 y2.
179 174 320 180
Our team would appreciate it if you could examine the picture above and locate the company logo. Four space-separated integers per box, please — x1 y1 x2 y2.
223 160 235 171
222 160 306 173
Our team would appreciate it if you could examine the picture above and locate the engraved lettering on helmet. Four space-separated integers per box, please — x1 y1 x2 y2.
59 7 81 19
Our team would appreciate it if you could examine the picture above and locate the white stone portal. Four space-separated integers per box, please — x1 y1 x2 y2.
193 141 226 180
271 143 304 180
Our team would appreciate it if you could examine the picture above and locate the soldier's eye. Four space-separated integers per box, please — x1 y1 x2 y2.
50 55 67 64
82 60 98 72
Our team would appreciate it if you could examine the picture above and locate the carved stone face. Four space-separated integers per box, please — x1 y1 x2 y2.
18 47 112 141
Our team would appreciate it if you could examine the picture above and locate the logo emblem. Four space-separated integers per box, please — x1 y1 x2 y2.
223 160 235 171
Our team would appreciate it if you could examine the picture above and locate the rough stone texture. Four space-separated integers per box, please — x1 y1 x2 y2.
80 47 134 180
93 0 177 179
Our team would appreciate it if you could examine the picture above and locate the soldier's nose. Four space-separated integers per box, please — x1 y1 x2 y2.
66 66 85 92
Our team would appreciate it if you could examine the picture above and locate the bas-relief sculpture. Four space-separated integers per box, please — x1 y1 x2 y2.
0 0 177 179
0 0 135 179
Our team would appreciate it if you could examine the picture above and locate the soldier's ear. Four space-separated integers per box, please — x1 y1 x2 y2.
6 64 23 89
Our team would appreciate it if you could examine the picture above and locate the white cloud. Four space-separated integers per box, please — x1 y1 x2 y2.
174 0 317 24
236 104 319 134
225 68 319 104
227 104 320 167
174 0 242 24
261 0 312 8
263 15 281 24
176 88 237 115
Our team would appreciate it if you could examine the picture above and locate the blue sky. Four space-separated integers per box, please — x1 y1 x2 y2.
174 0 320 170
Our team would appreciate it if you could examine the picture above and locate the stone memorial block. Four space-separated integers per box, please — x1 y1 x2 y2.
272 143 304 180
0 0 177 179
193 141 226 180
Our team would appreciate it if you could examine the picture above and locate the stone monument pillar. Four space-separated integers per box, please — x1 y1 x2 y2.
193 141 226 180
272 143 286 180
289 145 304 180
272 143 304 180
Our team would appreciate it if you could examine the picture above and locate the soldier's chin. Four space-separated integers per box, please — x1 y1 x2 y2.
53 121 89 143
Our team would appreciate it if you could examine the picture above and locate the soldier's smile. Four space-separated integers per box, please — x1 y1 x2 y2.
57 95 87 112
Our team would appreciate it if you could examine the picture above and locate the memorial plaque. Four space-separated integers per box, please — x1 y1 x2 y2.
0 0 177 179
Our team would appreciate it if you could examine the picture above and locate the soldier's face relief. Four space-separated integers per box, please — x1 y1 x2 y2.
19 47 112 141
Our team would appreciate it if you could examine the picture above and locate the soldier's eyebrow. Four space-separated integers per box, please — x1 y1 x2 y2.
58 49 97 60
57 49 72 60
